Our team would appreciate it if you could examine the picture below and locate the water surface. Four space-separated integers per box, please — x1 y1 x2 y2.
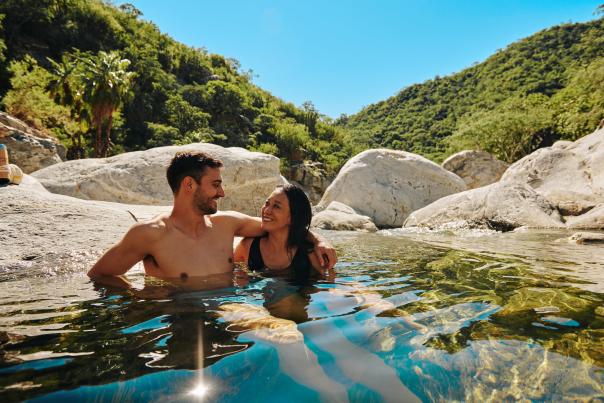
1 230 603 401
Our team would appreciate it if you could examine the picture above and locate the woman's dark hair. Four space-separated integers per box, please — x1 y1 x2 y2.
279 184 314 253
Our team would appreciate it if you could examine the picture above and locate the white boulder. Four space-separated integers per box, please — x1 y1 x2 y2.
501 127 604 216
404 182 564 230
31 143 281 215
0 184 169 271
565 204 604 230
317 149 466 227
442 150 509 189
311 201 377 232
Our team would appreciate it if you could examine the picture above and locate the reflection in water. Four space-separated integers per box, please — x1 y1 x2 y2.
0 230 603 401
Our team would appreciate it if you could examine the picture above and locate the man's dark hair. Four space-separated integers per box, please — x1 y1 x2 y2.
166 151 223 194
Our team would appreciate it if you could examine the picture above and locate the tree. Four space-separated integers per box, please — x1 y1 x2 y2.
81 50 134 157
446 94 555 163
47 55 89 159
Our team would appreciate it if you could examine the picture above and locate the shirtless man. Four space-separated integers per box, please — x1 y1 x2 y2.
87 151 336 280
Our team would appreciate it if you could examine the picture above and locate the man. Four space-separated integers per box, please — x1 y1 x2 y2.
88 151 336 279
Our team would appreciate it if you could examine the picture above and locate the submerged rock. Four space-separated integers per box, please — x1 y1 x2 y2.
318 149 466 228
311 201 378 232
568 232 604 244
31 143 281 215
442 150 509 189
404 182 564 231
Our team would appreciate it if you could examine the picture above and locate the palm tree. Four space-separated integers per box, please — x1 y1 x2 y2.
80 51 134 157
47 56 89 159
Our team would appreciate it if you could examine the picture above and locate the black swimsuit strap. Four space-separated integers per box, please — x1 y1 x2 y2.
248 236 265 271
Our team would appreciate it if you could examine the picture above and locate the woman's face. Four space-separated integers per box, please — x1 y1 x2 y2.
261 189 291 232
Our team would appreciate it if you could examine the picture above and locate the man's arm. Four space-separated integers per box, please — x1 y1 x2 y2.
87 223 157 278
224 211 338 269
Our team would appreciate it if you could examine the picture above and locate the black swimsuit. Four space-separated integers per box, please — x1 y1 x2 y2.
248 236 311 275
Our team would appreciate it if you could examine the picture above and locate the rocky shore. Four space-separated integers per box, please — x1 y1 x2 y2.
2 114 604 273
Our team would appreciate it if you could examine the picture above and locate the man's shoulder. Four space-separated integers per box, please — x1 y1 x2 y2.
211 210 253 223
125 214 169 241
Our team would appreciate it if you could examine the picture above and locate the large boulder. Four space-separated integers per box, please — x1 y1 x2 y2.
406 127 604 230
31 143 281 216
311 201 377 232
0 112 66 173
501 127 604 216
0 183 169 272
404 182 564 230
289 161 331 205
442 150 508 189
317 149 466 227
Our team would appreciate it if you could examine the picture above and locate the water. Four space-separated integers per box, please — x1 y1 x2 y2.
1 230 604 402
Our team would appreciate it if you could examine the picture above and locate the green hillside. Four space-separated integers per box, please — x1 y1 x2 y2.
1 1 603 172
0 0 350 174
343 16 604 163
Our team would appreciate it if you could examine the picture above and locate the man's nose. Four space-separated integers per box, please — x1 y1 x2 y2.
217 186 225 197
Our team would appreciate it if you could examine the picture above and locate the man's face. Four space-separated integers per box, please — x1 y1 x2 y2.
192 167 225 215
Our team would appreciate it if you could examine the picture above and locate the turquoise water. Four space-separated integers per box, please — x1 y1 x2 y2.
1 230 603 401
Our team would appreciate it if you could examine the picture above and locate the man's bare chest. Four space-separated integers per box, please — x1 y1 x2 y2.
149 229 235 277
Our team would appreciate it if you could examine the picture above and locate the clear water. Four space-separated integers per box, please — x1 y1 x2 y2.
1 230 604 402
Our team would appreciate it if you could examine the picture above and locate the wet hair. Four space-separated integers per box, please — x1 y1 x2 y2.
278 184 314 253
166 151 223 194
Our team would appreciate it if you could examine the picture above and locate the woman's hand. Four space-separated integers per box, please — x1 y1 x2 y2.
313 239 337 270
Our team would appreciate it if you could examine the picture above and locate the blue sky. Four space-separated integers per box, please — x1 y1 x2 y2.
117 1 602 118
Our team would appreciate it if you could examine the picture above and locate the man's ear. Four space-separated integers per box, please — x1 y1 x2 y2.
182 176 195 192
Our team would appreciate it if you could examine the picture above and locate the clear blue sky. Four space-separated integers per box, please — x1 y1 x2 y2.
117 0 602 118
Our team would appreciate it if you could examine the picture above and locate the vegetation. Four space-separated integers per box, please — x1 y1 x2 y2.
0 0 603 173
344 14 604 163
0 0 350 174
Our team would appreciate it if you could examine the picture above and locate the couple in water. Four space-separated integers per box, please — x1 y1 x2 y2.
88 151 336 281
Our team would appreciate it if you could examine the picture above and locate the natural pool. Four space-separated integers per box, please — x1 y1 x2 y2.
1 229 603 402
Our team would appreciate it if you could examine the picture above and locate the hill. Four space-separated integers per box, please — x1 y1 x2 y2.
342 16 604 163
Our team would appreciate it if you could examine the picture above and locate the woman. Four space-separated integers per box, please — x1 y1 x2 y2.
234 184 323 274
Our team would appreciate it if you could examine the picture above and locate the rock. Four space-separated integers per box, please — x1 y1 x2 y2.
501 127 604 216
404 182 564 231
568 232 604 244
18 174 49 193
318 149 466 227
0 112 43 136
311 201 378 232
0 184 170 272
0 112 65 173
289 161 331 205
551 140 573 150
565 204 604 230
31 143 281 216
442 150 509 189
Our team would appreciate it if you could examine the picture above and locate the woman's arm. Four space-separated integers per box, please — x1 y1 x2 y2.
233 237 253 264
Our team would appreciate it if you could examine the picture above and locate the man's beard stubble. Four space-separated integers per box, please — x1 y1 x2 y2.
193 188 218 215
